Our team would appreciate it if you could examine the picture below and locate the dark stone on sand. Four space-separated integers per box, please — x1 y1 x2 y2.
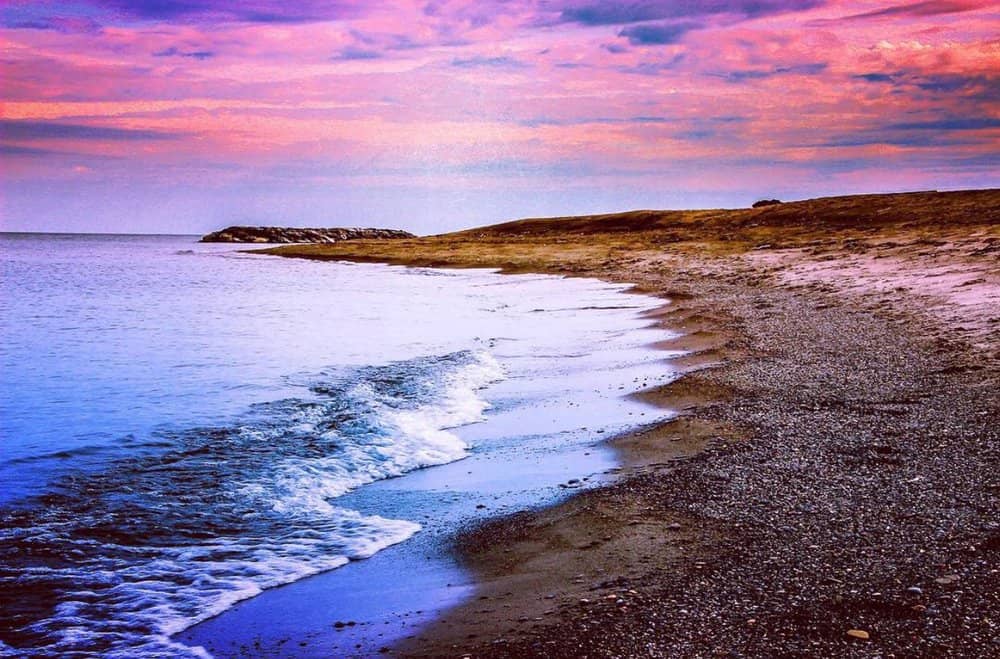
752 199 783 208
199 226 415 244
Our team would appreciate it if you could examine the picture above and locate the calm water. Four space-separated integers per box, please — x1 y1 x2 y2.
0 234 669 657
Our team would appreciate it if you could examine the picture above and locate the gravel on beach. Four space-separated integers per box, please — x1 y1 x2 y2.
407 255 999 658
268 191 999 658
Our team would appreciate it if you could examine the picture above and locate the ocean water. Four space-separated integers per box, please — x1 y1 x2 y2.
0 234 671 657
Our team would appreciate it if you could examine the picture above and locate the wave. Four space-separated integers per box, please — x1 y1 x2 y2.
0 350 503 657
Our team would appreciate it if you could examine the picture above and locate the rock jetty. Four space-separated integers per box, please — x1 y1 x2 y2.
199 226 415 243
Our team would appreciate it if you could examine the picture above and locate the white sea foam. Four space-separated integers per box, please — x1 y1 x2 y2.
0 350 503 657
248 351 503 517
8 511 420 658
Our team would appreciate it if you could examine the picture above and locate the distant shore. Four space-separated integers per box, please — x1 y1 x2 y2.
266 189 999 657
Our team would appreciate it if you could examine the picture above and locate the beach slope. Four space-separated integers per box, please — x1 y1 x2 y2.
266 189 999 657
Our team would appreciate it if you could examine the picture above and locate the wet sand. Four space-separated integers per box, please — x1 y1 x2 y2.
267 190 999 657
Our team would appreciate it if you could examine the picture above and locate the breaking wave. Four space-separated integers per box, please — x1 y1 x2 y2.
0 350 502 657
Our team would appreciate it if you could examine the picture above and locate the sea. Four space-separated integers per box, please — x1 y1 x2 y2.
0 233 675 657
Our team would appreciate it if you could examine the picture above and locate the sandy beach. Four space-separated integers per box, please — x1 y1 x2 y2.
266 189 999 657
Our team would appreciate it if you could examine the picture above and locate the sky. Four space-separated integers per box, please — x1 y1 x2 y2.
1 1 997 234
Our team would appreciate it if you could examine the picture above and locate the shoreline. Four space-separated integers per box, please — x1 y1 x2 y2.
173 266 678 657
263 190 999 657
393 309 735 655
394 276 741 656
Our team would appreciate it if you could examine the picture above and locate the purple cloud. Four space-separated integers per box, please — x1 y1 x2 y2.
618 21 700 45
451 56 529 69
104 0 366 22
1 120 181 141
153 47 214 59
914 74 1000 101
835 0 987 21
889 117 1000 131
0 144 62 156
4 0 370 27
718 62 828 82
332 47 382 61
602 42 630 54
4 16 103 32
557 0 826 25
853 71 999 103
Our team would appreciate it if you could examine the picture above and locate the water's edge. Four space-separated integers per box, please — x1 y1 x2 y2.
176 259 680 658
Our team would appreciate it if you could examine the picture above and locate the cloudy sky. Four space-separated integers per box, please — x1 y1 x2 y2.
1 0 997 234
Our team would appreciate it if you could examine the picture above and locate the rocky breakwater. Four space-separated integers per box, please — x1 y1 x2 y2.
200 226 415 244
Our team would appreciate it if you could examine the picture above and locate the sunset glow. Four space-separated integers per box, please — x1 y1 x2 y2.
2 1 997 233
